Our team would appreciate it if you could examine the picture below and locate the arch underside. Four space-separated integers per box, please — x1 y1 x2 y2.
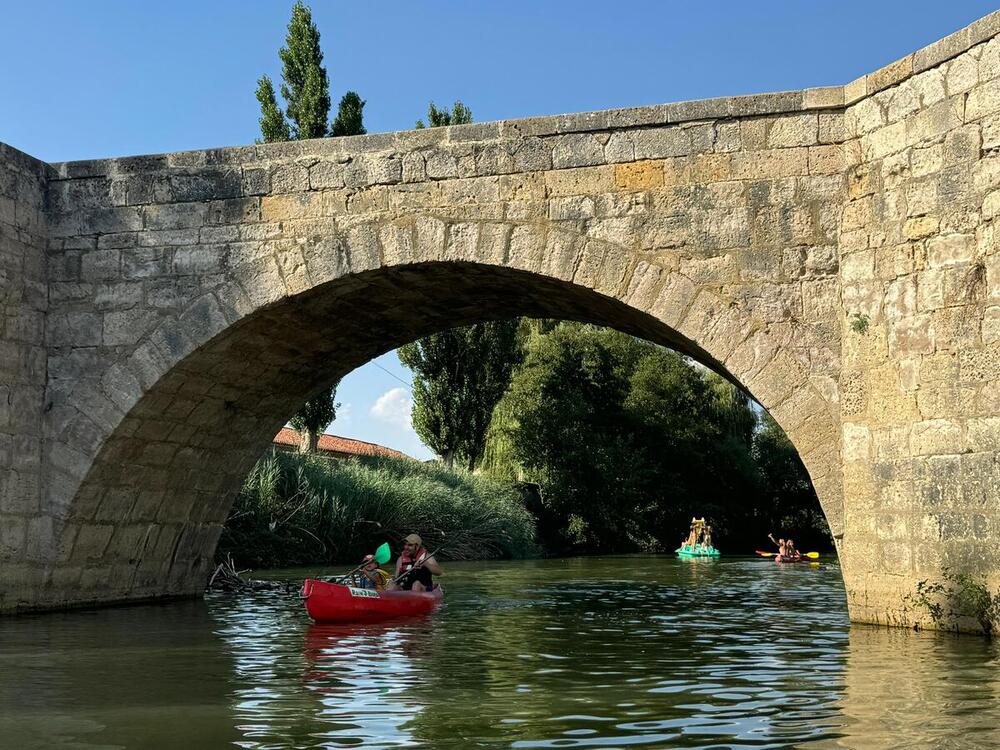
48 261 841 608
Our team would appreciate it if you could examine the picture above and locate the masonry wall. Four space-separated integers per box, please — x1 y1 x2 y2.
2 10 1000 624
840 30 1000 625
0 145 50 611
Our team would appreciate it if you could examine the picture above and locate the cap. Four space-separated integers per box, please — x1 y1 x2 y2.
404 533 422 546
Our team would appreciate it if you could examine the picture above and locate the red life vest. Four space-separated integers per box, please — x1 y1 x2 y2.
399 547 428 574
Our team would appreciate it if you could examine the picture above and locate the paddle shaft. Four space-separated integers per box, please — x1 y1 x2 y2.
756 550 819 559
331 560 368 584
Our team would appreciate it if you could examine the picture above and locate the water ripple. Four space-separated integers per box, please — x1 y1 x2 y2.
2 556 1000 748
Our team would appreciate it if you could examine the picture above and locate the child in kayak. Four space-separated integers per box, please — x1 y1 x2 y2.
355 554 390 591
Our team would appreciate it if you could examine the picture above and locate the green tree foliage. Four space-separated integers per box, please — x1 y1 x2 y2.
489 323 826 554
751 412 831 549
399 321 522 470
330 91 366 137
289 384 340 453
276 1 331 140
416 100 473 128
256 2 364 143
255 75 291 142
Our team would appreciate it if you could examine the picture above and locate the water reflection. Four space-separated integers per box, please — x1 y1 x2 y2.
2 557 1000 748
303 623 427 746
815 626 1000 749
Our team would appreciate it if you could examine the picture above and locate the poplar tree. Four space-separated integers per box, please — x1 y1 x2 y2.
255 1 366 143
331 91 367 137
255 2 365 450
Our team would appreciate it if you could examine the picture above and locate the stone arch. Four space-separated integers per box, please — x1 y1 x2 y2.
39 214 842 609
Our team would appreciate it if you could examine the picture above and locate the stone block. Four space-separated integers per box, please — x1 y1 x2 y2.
425 149 459 180
507 224 545 273
731 148 809 180
910 418 963 456
767 114 819 148
241 167 270 196
632 126 691 160
544 166 614 197
926 233 974 267
946 53 980 95
868 55 914 94
143 202 208 231
550 134 605 169
614 161 663 191
903 216 939 240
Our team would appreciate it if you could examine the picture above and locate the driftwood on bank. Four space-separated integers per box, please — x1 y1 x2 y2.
206 554 300 595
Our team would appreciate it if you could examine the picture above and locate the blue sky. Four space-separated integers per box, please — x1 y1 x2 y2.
2 1 995 459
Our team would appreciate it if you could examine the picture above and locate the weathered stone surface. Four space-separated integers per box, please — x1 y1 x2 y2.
4 12 1000 630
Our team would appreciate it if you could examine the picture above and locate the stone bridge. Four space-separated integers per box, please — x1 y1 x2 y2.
3 12 1000 627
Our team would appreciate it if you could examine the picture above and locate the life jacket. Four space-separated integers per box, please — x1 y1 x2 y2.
398 547 434 588
355 568 389 590
399 547 428 574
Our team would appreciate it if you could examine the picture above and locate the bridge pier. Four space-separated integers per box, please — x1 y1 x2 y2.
0 145 52 609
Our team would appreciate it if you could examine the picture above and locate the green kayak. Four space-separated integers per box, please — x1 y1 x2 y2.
675 543 720 558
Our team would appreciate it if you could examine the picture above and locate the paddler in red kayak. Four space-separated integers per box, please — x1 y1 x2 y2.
389 533 442 592
354 553 391 591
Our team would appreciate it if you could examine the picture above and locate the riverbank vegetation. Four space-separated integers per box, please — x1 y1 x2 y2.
221 320 830 569
217 450 538 569
478 321 830 555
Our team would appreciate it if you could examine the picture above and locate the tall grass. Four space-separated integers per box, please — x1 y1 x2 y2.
218 450 539 569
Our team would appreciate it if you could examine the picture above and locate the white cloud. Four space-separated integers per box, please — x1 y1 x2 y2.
370 388 413 430
331 402 353 428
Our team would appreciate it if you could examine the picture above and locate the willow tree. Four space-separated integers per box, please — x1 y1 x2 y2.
255 1 364 450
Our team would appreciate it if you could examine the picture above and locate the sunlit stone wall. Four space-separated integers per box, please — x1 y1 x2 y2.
1 11 999 626
839 18 1000 626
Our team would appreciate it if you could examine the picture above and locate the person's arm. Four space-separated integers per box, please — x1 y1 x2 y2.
421 554 443 576
768 533 778 547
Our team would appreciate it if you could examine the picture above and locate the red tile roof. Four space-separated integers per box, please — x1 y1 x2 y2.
273 427 413 461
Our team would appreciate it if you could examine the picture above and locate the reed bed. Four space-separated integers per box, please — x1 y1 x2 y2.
218 450 538 569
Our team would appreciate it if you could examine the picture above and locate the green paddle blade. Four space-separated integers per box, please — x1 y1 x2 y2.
374 542 391 565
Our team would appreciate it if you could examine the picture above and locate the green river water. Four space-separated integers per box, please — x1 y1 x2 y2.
2 555 1000 749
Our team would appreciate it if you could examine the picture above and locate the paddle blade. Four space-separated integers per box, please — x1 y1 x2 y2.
755 550 776 557
374 542 391 565
805 552 820 559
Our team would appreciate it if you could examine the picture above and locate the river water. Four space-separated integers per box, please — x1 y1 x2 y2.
2 555 1000 749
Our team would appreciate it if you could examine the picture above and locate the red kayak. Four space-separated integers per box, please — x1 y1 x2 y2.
301 579 444 623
